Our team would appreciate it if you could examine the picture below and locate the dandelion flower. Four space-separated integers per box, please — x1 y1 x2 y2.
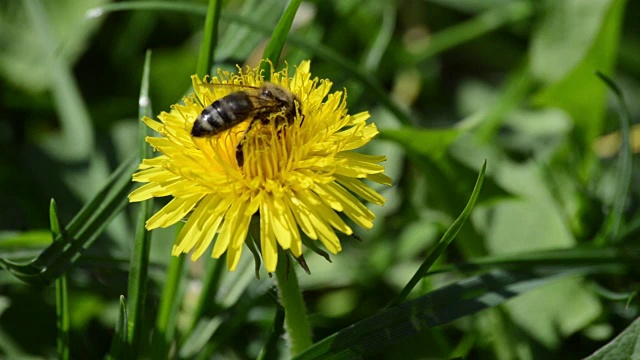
128 61 390 272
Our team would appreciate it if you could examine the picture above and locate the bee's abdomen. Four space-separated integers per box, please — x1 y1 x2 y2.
191 92 253 137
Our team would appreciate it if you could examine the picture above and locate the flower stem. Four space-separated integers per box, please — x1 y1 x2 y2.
275 253 312 355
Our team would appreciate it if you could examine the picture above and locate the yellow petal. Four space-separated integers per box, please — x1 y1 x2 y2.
324 182 375 229
146 193 204 229
191 201 228 260
142 116 164 133
284 192 318 240
213 200 251 261
303 189 352 235
173 195 231 255
226 245 243 271
296 191 343 253
367 172 393 186
138 155 169 170
129 182 171 202
335 174 386 205
346 111 370 126
266 194 301 256
335 152 387 177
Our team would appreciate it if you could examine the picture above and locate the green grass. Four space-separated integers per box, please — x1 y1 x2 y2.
1 0 639 358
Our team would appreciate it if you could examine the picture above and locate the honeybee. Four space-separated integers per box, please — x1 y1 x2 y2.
191 83 301 167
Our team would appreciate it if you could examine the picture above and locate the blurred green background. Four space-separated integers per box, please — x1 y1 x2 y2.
1 0 640 358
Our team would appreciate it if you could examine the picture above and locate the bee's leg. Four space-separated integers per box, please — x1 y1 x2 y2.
235 141 245 167
236 117 261 167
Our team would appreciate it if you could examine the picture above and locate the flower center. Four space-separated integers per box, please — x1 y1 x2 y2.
243 113 297 183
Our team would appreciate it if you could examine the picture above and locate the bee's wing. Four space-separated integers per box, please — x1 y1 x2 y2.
199 82 259 98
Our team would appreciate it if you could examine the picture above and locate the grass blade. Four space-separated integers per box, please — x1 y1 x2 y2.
295 267 597 360
196 0 223 77
0 154 137 285
109 295 129 360
389 160 486 307
126 49 154 357
403 1 533 64
139 49 154 154
152 228 187 360
429 246 639 276
595 72 633 245
49 199 62 238
259 0 302 77
24 0 94 162
86 1 206 17
362 2 396 72
51 199 70 360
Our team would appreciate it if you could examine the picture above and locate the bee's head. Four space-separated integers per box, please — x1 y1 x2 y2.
261 83 298 108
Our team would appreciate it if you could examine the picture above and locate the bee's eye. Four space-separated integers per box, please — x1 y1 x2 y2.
261 89 273 98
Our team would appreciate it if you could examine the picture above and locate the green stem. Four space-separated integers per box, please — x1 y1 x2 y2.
55 275 70 359
50 199 70 360
259 0 302 77
275 253 312 355
197 0 223 77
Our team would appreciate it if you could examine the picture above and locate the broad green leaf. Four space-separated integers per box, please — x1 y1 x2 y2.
585 317 640 360
530 0 615 84
506 277 601 348
479 176 600 347
532 0 625 153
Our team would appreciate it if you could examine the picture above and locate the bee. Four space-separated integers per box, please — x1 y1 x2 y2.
191 83 301 167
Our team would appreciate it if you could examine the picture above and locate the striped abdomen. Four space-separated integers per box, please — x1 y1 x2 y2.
191 92 255 137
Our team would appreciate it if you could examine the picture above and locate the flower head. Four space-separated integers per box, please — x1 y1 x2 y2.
128 61 390 272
